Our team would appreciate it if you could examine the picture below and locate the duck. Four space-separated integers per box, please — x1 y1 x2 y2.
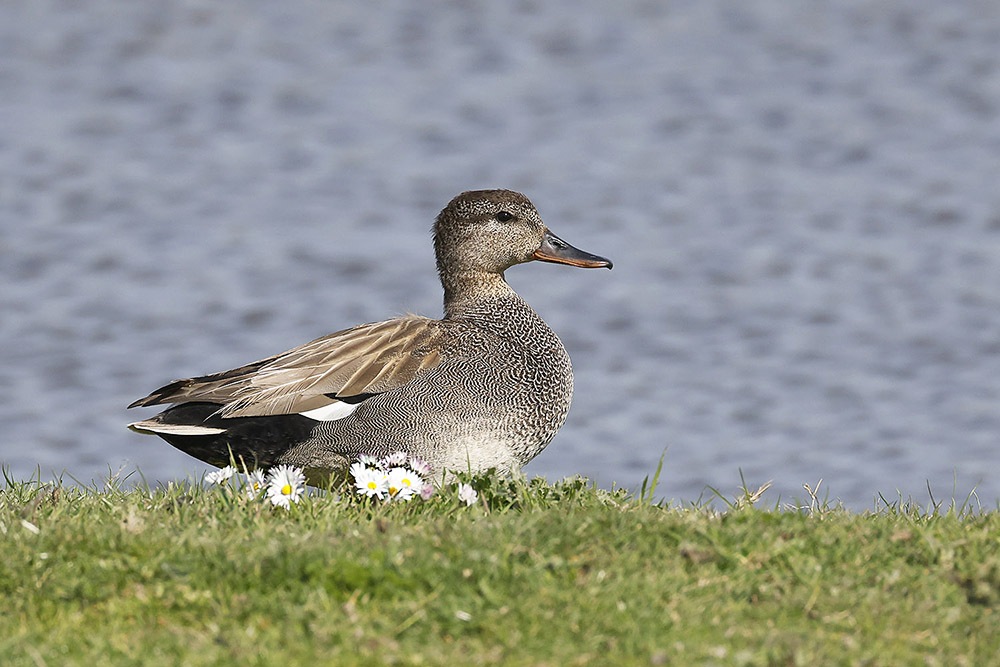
128 189 612 484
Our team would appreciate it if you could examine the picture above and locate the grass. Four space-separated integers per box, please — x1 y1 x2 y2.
2 468 999 666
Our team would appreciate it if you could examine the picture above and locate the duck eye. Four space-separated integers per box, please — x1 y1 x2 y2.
495 211 514 222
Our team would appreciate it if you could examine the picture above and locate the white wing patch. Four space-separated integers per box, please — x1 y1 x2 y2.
128 421 226 436
299 400 359 421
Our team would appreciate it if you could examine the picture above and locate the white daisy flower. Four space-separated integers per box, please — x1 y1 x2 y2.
382 451 408 468
205 465 236 486
387 467 422 502
351 463 389 499
457 482 478 506
266 465 306 509
419 482 436 501
244 469 266 498
408 456 432 477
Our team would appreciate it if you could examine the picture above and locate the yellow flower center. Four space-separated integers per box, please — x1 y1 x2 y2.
367 481 377 490
281 484 292 496
402 478 411 487
389 486 399 496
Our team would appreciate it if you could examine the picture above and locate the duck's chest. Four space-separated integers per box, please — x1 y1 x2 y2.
444 301 575 434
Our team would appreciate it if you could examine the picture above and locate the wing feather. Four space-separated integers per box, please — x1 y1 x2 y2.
129 315 447 418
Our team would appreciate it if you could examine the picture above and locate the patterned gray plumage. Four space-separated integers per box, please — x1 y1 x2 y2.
128 189 611 484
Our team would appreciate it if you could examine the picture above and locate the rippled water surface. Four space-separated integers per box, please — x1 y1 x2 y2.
3 1 999 509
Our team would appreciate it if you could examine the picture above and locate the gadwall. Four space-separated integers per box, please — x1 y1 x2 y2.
128 189 612 483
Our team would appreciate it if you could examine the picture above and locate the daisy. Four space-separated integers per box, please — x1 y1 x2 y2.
205 465 236 486
419 482 436 501
387 467 422 502
357 454 380 467
457 482 478 506
382 451 408 468
351 463 389 500
407 456 432 477
244 469 266 498
266 465 306 509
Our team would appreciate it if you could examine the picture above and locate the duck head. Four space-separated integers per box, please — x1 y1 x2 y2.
433 189 613 281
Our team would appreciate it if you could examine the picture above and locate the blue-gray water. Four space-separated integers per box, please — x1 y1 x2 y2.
2 1 998 509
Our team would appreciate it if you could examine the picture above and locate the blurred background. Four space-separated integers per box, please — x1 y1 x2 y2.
2 1 998 509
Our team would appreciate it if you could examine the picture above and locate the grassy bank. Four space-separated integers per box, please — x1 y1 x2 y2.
2 471 998 666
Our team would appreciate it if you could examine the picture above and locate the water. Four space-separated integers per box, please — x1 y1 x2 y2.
2 1 999 509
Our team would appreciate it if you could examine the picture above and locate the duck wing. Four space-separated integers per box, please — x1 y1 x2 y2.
128 315 445 418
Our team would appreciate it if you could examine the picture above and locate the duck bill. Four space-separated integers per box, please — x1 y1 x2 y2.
532 230 613 269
